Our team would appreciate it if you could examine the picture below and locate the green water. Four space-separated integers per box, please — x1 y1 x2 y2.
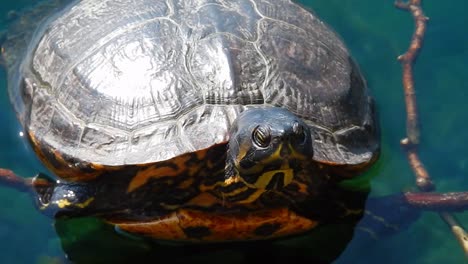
0 0 467 263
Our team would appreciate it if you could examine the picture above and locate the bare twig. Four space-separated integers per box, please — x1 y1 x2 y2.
401 140 433 191
395 0 468 257
395 0 433 191
404 192 468 211
440 213 468 258
395 0 426 146
0 168 32 192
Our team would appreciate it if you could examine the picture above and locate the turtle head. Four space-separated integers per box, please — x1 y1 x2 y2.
222 107 313 203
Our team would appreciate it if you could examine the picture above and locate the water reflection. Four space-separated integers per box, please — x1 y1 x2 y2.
54 216 358 264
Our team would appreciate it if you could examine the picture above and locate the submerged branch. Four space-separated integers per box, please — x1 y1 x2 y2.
404 192 468 211
395 0 433 191
440 213 468 258
401 141 433 191
0 168 32 193
395 0 468 257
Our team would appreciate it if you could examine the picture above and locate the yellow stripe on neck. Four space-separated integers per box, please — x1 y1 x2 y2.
243 161 294 189
255 169 293 189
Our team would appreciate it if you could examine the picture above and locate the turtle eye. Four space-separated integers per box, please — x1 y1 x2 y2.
252 125 271 148
292 122 307 145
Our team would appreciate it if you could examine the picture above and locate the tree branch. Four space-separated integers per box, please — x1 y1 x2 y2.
395 0 468 257
0 168 32 193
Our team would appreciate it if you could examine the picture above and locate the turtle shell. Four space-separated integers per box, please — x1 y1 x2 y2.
5 0 378 180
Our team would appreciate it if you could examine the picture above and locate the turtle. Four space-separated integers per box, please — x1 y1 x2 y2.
1 0 379 242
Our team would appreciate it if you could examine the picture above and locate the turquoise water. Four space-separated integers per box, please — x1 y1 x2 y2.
0 0 467 263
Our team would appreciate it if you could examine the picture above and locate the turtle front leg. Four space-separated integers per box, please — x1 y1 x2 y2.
0 169 118 218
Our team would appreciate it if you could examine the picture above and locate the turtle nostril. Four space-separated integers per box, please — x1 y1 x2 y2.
292 122 303 135
291 122 308 145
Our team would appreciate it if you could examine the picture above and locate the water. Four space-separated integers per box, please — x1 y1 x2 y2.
0 0 467 263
